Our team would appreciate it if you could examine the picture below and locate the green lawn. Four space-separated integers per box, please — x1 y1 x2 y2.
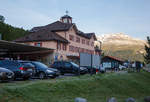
0 71 150 102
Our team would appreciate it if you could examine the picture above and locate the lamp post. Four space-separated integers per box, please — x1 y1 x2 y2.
98 41 102 72
98 41 102 52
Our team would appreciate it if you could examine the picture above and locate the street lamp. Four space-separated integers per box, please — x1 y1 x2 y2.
98 41 102 55
98 41 102 52
98 41 102 72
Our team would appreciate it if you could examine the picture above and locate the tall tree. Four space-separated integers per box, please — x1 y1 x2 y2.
144 36 150 64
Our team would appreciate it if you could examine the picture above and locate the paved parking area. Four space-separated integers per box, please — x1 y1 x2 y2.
7 73 76 83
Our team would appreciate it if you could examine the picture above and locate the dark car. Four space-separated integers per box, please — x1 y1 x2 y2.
51 61 88 75
0 60 34 80
29 61 60 79
82 66 99 74
0 67 14 82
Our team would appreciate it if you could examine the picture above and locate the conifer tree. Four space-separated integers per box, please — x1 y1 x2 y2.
144 36 150 64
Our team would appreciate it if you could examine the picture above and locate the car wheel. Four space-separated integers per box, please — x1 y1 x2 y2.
51 76 56 79
39 72 45 79
61 72 64 75
23 77 30 80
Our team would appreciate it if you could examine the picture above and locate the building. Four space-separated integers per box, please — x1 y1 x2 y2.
101 56 123 69
15 14 98 65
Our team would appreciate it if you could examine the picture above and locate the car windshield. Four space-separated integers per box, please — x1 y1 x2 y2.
71 62 79 67
21 62 34 67
32 62 48 69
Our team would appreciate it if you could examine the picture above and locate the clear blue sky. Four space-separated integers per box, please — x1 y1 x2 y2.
0 0 150 40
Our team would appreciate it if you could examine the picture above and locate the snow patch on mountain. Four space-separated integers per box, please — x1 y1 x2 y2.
96 33 146 45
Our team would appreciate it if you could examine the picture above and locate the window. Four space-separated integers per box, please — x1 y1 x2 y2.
63 18 68 23
69 19 72 23
64 62 72 68
76 37 80 43
57 42 61 50
69 45 74 52
62 44 67 51
82 39 85 44
69 35 74 41
86 40 90 45
34 42 42 47
75 47 79 52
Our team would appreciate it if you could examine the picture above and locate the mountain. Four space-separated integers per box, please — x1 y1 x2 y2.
95 33 146 62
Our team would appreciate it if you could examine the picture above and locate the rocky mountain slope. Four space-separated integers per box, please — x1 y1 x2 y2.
95 33 146 61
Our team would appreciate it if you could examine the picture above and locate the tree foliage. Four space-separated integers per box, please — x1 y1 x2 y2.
144 36 150 64
0 22 28 41
0 15 5 22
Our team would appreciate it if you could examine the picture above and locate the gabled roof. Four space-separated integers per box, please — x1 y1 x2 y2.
103 56 123 62
72 25 97 40
30 21 73 32
14 29 69 43
15 20 97 43
31 21 97 40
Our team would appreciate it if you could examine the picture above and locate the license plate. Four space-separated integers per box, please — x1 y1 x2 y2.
8 76 12 78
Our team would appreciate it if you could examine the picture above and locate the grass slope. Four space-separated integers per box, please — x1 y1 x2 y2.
102 44 145 61
0 72 150 102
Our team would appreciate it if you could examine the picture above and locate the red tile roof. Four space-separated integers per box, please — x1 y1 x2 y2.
104 56 123 62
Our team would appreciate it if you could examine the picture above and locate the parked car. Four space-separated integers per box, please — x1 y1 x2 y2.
51 61 88 75
0 60 34 80
81 66 98 74
29 61 60 79
0 67 14 82
99 66 106 73
119 65 126 70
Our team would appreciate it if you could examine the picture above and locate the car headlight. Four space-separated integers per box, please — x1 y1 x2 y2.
0 72 4 76
46 69 53 73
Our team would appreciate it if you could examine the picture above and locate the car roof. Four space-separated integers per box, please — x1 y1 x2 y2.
54 61 72 63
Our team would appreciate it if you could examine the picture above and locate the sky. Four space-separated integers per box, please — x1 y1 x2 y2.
0 0 150 40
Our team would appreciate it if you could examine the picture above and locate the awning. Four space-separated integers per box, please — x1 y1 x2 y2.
0 40 54 54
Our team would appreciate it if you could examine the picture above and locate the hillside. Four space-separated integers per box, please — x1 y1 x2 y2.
0 72 150 102
0 22 28 41
96 33 146 61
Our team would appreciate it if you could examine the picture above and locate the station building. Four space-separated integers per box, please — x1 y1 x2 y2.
15 14 100 65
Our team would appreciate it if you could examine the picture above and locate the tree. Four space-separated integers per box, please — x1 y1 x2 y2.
0 21 28 41
144 36 150 64
0 15 5 22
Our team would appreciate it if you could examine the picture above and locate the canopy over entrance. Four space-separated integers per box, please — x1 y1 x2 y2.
0 40 54 59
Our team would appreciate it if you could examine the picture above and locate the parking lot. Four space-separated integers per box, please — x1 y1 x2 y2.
0 73 76 83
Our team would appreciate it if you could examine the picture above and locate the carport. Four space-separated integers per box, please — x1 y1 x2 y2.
0 40 54 61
